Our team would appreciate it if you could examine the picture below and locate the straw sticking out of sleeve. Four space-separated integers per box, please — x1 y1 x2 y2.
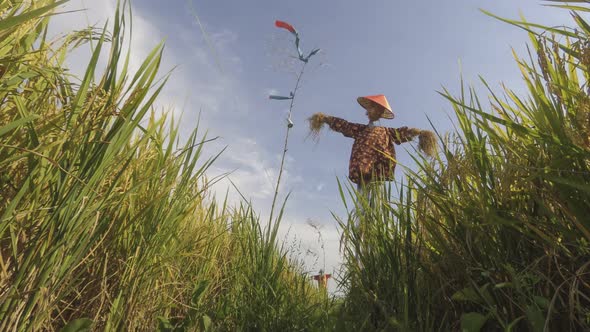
418 130 437 157
307 113 326 142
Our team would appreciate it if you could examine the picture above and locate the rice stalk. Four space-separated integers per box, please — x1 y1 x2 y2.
0 1 332 331
336 3 590 331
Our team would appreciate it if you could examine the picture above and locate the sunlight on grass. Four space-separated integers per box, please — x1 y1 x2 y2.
2 1 590 331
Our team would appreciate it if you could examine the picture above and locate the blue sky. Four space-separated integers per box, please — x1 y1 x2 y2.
52 0 573 287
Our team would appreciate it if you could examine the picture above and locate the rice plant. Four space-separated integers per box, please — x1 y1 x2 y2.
0 1 330 330
4 0 589 331
336 3 590 331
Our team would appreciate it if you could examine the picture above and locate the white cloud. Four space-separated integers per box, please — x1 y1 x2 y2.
208 139 304 206
49 0 344 284
51 1 282 204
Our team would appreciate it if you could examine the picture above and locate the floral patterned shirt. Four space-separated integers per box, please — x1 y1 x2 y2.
325 116 414 184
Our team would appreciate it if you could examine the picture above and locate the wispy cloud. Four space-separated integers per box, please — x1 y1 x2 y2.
50 0 345 280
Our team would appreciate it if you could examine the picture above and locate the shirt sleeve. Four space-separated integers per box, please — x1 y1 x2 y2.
388 126 415 144
324 116 366 139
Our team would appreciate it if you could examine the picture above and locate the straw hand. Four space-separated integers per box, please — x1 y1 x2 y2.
310 112 326 123
308 112 328 141
407 128 422 139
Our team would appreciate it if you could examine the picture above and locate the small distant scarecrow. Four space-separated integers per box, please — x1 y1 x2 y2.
308 94 436 190
312 269 332 290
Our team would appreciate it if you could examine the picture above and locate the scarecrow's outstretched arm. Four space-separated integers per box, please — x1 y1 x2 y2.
322 115 366 139
388 126 419 144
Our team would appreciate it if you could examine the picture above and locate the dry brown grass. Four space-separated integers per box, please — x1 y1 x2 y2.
307 112 326 141
418 130 437 157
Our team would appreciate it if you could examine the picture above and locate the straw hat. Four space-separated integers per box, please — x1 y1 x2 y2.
357 94 394 119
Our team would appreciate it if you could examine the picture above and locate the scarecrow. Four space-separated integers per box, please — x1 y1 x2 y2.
312 269 332 290
308 94 436 190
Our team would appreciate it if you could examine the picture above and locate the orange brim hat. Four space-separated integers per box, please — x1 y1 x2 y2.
357 94 394 119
